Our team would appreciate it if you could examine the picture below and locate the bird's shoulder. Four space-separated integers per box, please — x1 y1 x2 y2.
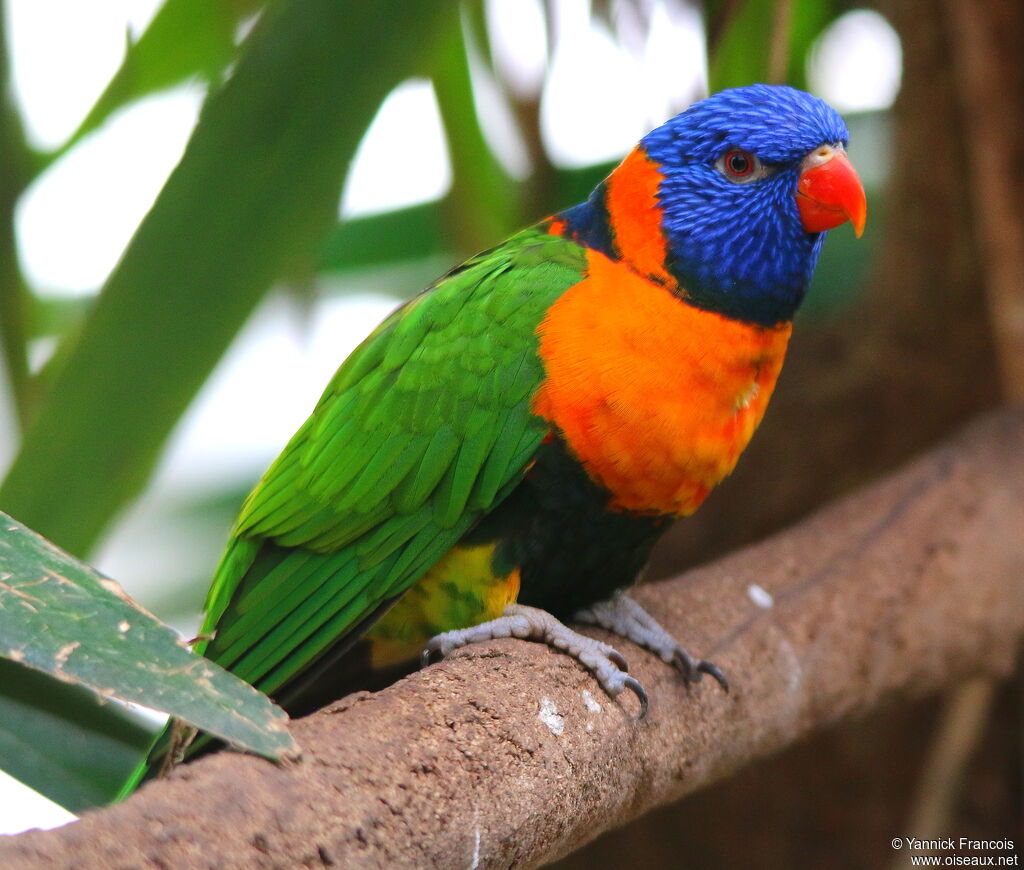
231 223 588 549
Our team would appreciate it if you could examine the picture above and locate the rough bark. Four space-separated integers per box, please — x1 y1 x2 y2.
943 0 1024 397
2 408 1022 870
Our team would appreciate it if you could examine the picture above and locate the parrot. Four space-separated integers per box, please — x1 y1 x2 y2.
127 83 866 789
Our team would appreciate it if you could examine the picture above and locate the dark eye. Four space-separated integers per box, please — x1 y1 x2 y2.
725 150 752 176
715 148 767 184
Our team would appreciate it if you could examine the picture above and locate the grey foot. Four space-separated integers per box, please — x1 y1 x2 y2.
421 604 649 716
574 591 728 692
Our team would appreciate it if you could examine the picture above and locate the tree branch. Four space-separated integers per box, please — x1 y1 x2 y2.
3 409 1023 870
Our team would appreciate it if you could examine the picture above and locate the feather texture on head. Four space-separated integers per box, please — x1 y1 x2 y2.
556 84 860 325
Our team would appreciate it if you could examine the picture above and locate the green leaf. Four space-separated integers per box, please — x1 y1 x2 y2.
0 657 152 812
317 156 614 277
787 0 839 89
0 510 296 810
318 203 448 274
708 0 775 92
432 10 521 253
0 0 448 557
26 295 92 341
0 8 36 425
708 0 839 93
60 0 266 155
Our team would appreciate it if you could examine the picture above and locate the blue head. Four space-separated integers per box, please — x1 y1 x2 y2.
558 85 865 326
642 84 860 324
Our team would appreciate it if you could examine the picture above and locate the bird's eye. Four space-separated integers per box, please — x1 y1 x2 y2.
716 148 767 184
725 150 753 176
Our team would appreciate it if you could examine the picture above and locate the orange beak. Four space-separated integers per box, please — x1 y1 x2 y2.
795 147 867 238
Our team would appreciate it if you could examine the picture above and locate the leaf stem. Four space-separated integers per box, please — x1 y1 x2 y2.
432 6 519 254
0 1 37 429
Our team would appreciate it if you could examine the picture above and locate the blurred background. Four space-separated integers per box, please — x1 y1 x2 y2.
0 0 1020 864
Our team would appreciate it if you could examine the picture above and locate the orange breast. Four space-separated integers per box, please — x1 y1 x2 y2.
532 250 792 516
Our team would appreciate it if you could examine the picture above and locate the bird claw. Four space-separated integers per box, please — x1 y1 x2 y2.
417 600 720 718
576 591 728 697
607 648 630 672
419 605 648 717
672 648 729 693
622 675 649 719
697 660 730 693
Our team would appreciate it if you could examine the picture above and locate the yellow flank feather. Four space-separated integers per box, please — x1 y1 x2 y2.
366 543 520 668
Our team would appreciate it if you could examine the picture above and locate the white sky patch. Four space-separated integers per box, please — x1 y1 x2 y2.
538 697 565 735
748 584 774 609
340 79 452 219
5 0 163 149
809 9 902 113
152 293 400 490
93 485 209 638
16 86 204 297
540 0 706 169
94 291 400 611
541 10 648 168
26 336 58 374
122 0 163 39
6 0 122 149
467 40 533 180
0 769 77 835
487 0 548 97
640 3 707 117
235 11 263 44
113 699 168 731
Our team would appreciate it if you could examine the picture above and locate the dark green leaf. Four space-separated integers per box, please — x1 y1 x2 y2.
318 203 448 274
317 158 613 278
0 0 448 557
433 10 521 252
787 0 839 89
26 295 92 341
0 510 296 809
708 0 775 92
0 9 35 425
0 657 152 812
708 0 840 93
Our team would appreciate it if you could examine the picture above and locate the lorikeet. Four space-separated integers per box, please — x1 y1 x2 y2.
133 84 865 785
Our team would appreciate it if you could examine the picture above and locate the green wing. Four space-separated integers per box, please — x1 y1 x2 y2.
197 226 586 700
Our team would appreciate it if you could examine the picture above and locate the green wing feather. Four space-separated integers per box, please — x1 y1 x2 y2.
194 225 586 702
113 226 587 796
